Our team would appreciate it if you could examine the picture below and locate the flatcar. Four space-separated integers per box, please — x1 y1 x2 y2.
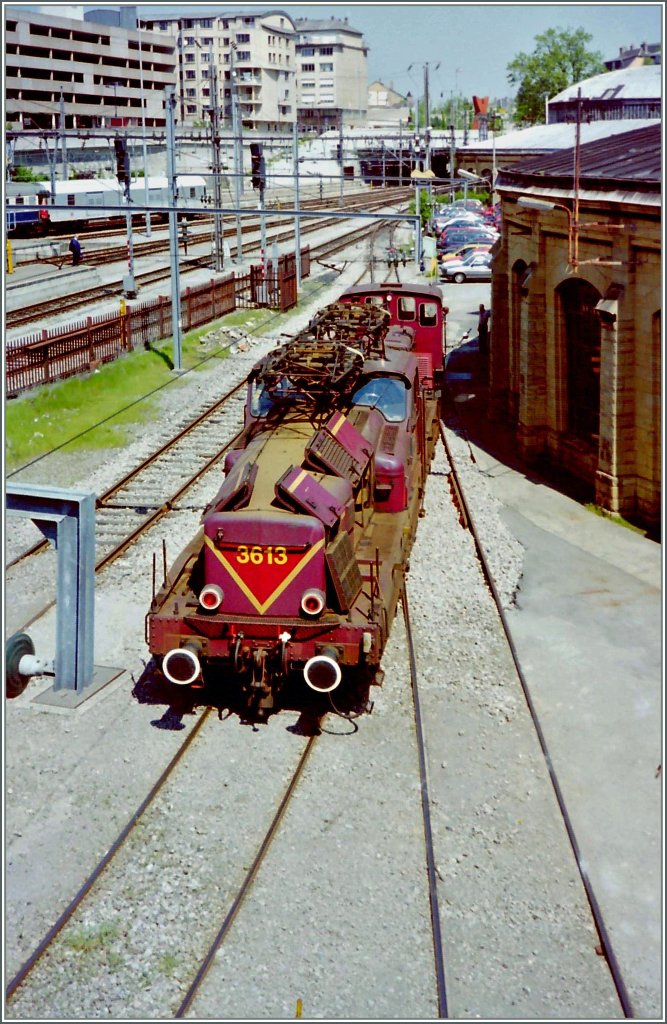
145 282 447 720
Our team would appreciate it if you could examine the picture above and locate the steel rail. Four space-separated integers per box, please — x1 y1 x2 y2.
7 225 392 608
7 378 247 570
437 416 635 1019
174 734 318 1018
7 200 401 329
401 584 450 1018
5 706 213 1003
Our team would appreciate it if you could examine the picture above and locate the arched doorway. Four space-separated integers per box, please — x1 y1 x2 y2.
509 259 527 422
557 278 602 443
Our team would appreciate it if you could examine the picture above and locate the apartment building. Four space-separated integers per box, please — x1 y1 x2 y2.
5 5 175 129
294 17 368 132
142 10 298 132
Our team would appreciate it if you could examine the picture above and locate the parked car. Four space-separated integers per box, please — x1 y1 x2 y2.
441 198 485 213
437 227 498 253
440 241 492 264
439 214 486 229
433 212 483 233
440 252 493 283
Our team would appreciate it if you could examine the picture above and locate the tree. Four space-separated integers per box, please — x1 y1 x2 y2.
507 27 605 125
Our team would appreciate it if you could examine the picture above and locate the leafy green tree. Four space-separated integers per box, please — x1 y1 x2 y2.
507 27 605 125
11 165 43 182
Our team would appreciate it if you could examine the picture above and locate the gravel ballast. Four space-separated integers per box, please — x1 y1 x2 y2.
4 268 630 1019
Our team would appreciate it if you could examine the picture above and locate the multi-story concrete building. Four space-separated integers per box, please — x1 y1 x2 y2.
5 5 176 129
141 9 297 132
294 17 368 132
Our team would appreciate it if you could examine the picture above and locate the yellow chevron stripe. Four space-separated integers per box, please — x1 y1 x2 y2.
204 534 325 614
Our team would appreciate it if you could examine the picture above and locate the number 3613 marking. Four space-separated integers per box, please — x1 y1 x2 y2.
236 545 287 565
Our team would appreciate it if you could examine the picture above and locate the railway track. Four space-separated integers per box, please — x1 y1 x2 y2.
437 415 634 1019
4 345 635 1017
13 188 416 271
5 375 250 633
6 236 394 627
5 585 449 1021
6 196 407 330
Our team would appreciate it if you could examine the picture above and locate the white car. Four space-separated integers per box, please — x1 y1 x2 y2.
440 252 493 283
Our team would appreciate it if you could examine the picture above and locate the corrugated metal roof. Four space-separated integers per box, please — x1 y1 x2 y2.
462 118 658 152
497 123 661 186
550 64 661 102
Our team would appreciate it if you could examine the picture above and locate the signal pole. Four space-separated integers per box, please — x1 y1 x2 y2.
230 43 243 264
59 88 68 181
115 137 136 297
338 113 344 204
165 85 182 370
292 120 302 289
209 43 224 272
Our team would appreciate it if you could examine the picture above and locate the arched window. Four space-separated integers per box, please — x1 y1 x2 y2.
558 279 601 441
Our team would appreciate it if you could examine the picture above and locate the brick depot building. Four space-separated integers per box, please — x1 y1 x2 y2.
490 123 661 531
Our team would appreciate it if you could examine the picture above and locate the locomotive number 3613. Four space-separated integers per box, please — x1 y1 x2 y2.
236 545 288 565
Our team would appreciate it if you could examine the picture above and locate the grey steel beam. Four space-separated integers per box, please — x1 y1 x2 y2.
6 484 123 708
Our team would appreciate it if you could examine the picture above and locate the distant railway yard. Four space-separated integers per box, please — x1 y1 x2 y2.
4 193 662 1019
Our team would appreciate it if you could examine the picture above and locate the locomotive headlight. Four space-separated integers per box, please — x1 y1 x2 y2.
199 583 224 611
300 588 326 617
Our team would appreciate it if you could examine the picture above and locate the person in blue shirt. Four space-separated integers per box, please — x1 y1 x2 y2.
68 234 83 266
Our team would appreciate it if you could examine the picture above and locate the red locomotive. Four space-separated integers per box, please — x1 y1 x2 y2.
146 282 446 719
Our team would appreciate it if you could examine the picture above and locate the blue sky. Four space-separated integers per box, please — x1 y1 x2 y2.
13 2 664 99
132 1 664 98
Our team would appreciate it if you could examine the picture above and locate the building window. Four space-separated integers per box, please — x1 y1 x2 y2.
236 33 250 43
301 47 314 56
302 82 315 89
185 36 195 45
319 46 333 55
243 17 255 24
301 63 315 72
185 54 195 62
187 104 197 113
236 51 251 61
320 62 333 72
185 70 196 79
186 88 196 97
202 37 213 45
201 52 210 61
159 21 168 30
200 18 212 28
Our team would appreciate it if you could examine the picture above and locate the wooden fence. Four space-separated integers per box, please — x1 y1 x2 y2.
7 248 310 398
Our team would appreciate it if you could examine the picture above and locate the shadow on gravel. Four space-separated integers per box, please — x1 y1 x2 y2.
132 658 374 735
